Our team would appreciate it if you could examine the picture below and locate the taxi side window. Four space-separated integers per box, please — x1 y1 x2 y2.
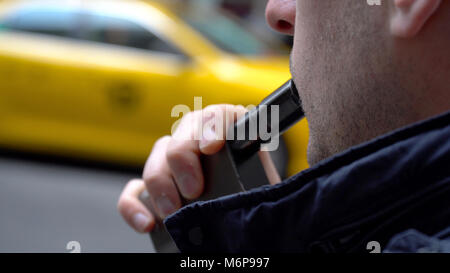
1 7 79 38
82 14 183 55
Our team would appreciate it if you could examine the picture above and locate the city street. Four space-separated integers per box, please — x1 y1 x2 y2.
0 155 155 253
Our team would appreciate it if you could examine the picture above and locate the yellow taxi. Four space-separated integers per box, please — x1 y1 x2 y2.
0 0 309 176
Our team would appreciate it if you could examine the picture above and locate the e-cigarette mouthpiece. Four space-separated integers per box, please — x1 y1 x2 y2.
229 79 304 158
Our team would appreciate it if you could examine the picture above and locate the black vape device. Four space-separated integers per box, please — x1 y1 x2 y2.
140 79 304 252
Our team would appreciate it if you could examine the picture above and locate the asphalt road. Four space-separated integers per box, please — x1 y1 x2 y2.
0 156 155 253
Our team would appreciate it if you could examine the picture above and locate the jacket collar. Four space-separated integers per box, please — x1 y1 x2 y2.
165 111 450 252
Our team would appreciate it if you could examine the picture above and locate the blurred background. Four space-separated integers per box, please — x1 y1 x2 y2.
0 0 308 252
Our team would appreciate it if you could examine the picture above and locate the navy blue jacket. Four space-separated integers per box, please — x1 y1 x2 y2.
165 111 450 253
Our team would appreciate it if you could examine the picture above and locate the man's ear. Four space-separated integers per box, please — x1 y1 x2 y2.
391 0 442 38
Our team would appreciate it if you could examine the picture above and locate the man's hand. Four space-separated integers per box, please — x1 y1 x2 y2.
117 104 281 233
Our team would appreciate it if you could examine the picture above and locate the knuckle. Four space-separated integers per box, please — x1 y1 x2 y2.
119 179 142 199
154 135 171 148
128 178 143 187
180 111 195 124
235 105 248 114
204 104 226 115
166 144 187 164
143 172 166 188
117 195 133 214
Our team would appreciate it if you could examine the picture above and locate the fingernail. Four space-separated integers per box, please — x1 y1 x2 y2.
200 126 216 149
156 194 176 218
132 212 151 232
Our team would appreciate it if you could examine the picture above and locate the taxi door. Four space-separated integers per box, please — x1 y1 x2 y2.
71 11 195 163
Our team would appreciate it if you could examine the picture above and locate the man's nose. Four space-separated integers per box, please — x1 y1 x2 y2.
265 0 296 35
